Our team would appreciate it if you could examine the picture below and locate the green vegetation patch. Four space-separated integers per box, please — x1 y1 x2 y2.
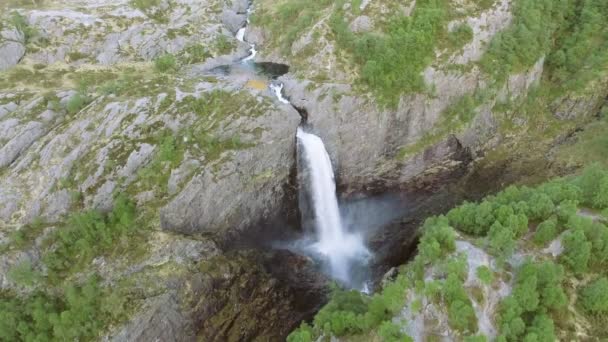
291 165 608 340
0 193 149 341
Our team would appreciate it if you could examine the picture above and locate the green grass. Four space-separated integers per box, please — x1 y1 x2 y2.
66 92 91 114
154 54 177 73
130 0 159 10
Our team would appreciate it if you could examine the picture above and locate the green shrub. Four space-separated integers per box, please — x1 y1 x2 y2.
0 277 127 341
579 277 608 314
476 265 493 285
10 11 37 42
560 228 592 274
488 221 515 257
43 194 136 278
480 0 571 83
417 216 456 263
130 0 159 10
534 218 558 245
446 23 474 50
213 35 235 55
180 44 211 64
154 54 177 72
65 92 91 114
378 321 412 342
498 261 565 340
287 322 314 342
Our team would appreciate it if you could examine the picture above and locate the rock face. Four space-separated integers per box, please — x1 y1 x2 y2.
0 28 26 71
159 103 300 237
105 249 328 342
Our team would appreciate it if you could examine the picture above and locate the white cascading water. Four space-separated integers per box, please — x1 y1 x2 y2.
297 128 370 285
239 5 257 63
270 83 290 104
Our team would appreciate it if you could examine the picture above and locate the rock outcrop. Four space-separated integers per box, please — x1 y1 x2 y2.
0 28 26 71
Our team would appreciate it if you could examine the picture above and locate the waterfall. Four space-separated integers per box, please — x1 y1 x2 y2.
270 83 290 104
238 4 257 63
297 128 370 285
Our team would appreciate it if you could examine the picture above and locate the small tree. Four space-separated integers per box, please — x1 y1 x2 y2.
579 277 608 314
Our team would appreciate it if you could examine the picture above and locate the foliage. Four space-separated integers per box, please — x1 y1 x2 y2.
579 277 608 314
0 277 127 341
480 0 570 83
417 216 456 263
560 227 591 275
476 265 493 285
179 44 211 64
329 0 449 106
43 194 136 278
290 167 608 340
10 11 37 42
255 0 333 54
130 0 159 10
445 23 474 51
378 321 412 342
533 217 558 245
289 275 411 340
65 92 91 114
154 54 177 73
546 0 608 91
213 35 235 55
498 260 565 341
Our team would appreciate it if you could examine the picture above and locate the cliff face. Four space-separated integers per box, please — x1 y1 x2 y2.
250 0 606 195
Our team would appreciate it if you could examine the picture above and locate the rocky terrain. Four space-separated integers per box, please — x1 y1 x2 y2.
1 0 607 341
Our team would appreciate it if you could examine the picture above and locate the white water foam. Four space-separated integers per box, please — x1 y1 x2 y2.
297 128 370 285
270 83 290 104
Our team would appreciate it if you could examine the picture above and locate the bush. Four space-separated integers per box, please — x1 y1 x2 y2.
488 221 516 257
66 92 91 114
560 228 592 274
378 321 412 342
0 277 126 341
476 265 494 285
130 0 159 10
417 216 456 263
154 54 177 72
579 277 608 314
43 194 136 277
446 23 474 50
534 218 558 245
10 11 37 42
498 261 565 340
287 322 314 342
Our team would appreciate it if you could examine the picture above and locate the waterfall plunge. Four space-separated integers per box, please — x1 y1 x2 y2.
297 128 370 286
